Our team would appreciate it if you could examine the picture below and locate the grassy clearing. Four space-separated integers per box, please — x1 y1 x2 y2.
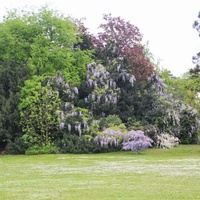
0 145 200 200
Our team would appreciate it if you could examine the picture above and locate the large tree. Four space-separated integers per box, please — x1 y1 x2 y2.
0 7 92 84
92 14 154 82
0 7 93 151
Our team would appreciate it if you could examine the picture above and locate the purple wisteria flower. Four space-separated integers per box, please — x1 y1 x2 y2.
122 130 153 154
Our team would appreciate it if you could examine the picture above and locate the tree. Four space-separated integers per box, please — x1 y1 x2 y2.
179 104 198 144
83 62 121 116
3 7 197 154
0 7 93 152
0 7 93 84
171 74 200 111
146 71 199 144
0 61 29 150
92 14 154 82
191 11 200 73
19 76 61 146
80 14 156 123
26 7 92 84
122 130 153 154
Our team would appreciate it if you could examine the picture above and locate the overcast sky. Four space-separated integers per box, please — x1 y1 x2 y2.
0 0 200 77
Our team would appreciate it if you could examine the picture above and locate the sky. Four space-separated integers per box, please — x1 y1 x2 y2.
0 0 200 77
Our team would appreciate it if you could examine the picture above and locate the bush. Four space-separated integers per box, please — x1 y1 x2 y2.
156 133 179 149
5 137 29 154
100 115 122 129
25 143 60 155
122 130 153 154
126 117 143 130
144 124 158 144
94 124 127 150
58 134 107 154
179 106 199 144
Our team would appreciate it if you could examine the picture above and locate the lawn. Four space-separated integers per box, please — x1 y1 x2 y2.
0 145 200 200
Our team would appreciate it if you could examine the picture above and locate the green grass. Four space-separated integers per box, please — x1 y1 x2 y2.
0 145 200 200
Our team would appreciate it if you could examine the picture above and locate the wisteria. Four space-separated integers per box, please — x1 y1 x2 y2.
86 63 121 106
118 70 136 86
94 128 153 153
94 129 122 148
122 130 153 154
147 73 193 137
59 122 65 130
50 61 199 152
59 104 92 137
48 72 79 100
149 74 167 94
87 63 111 88
67 124 71 133
47 72 91 137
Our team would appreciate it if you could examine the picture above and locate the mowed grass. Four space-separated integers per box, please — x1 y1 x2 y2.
0 145 200 200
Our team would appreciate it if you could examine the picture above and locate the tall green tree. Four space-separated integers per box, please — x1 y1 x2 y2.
0 61 29 149
19 76 61 146
0 7 92 84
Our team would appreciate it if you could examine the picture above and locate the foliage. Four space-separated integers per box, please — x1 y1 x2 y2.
25 143 60 155
155 67 175 93
143 74 198 141
0 6 93 151
191 11 200 72
82 57 137 122
158 68 200 115
0 7 92 84
179 105 199 144
19 76 61 145
100 114 122 129
156 133 179 149
58 134 105 154
143 124 158 144
1 7 200 154
92 14 154 82
5 137 29 154
48 72 93 138
153 68 199 143
0 61 29 146
126 117 143 130
83 62 121 116
94 124 127 150
122 130 153 154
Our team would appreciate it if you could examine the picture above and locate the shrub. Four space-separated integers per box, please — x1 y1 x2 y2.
100 115 122 129
144 124 158 144
126 117 143 130
179 106 199 144
5 137 29 154
25 143 60 155
58 134 106 154
94 124 127 150
156 133 179 149
122 130 153 154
